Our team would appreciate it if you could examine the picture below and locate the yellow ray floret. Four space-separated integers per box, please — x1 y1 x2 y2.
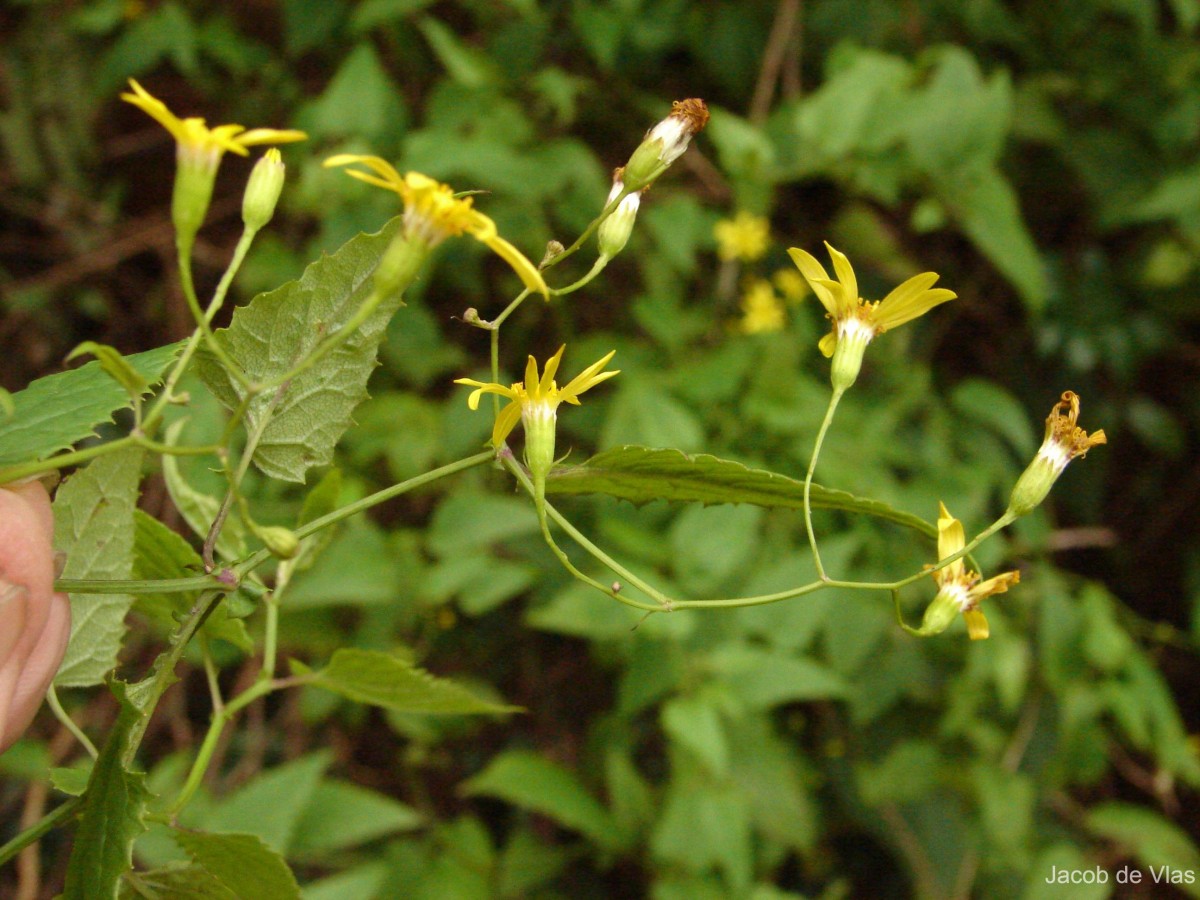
324 154 547 297
787 241 956 357
454 345 618 447
121 79 306 166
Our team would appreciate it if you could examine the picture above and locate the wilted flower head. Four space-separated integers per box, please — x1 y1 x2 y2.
1007 391 1107 517
0 481 71 753
623 98 709 189
325 155 548 297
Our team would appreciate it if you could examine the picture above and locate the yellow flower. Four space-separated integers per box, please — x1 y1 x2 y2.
1007 391 1107 517
454 346 618 448
738 280 786 334
121 79 306 172
324 154 547 297
788 242 956 359
715 211 771 262
773 267 810 303
922 502 1020 640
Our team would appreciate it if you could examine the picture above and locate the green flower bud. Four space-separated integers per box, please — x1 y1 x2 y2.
242 148 285 232
597 170 641 260
374 234 428 301
255 525 300 559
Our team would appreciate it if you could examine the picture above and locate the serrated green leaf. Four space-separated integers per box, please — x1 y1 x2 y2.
544 445 935 538
196 219 404 483
53 447 143 688
66 341 150 398
130 510 252 652
161 419 246 561
461 750 618 850
173 831 300 900
201 752 329 854
63 681 150 900
302 647 520 715
117 861 237 900
0 342 180 469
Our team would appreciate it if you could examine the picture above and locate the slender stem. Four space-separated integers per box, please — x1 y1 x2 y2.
46 687 98 759
0 435 136 483
501 454 668 610
541 187 629 272
176 242 253 391
804 387 844 580
232 451 494 578
55 575 233 595
166 678 275 818
0 797 83 867
548 256 609 297
206 227 259 325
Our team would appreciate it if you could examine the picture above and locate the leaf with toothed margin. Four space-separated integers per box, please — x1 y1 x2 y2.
543 445 936 538
0 342 180 469
196 218 402 483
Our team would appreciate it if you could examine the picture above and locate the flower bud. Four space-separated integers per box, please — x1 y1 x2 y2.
829 322 872 391
1007 391 1106 517
597 169 642 260
623 98 709 190
916 587 963 637
242 148 285 232
254 525 300 559
0 481 71 753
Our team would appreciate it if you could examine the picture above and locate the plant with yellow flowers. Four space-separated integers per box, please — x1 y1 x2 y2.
0 74 1112 898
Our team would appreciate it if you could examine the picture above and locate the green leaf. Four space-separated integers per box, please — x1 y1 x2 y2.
65 341 150 398
161 419 246 561
63 681 150 900
933 165 1047 312
50 764 93 797
53 447 143 688
130 510 252 652
544 446 935 538
117 861 236 899
201 753 329 855
173 831 300 900
1085 802 1200 897
417 15 500 88
708 647 849 708
290 780 424 855
197 219 404 483
461 750 618 849
0 342 179 468
300 647 521 715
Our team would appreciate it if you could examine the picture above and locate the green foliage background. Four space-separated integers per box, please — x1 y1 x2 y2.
2 0 1199 897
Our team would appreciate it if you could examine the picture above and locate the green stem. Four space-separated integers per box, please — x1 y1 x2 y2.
46 686 98 758
166 677 275 818
542 186 630 272
803 387 844 580
548 256 609 297
0 797 83 867
55 575 233 595
232 451 494 578
0 435 136 483
176 240 253 391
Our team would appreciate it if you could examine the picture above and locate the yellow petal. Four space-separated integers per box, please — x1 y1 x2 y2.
788 247 838 315
874 271 956 331
478 232 549 298
936 502 965 583
540 346 566 396
324 154 406 192
817 331 838 358
237 128 307 147
963 608 990 640
524 355 540 394
492 400 523 447
121 79 188 143
823 242 858 310
561 350 619 404
972 570 1020 601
